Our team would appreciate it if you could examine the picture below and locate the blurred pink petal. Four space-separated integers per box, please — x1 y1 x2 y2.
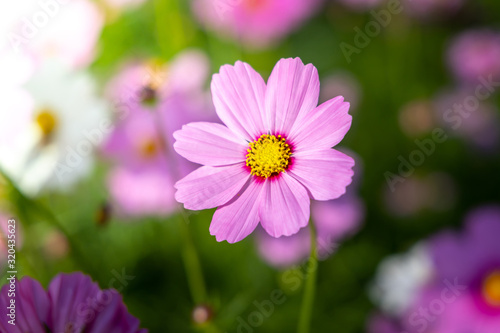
192 0 322 48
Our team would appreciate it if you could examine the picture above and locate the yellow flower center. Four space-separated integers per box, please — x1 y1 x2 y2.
246 134 292 179
35 109 58 138
483 270 500 307
139 139 159 158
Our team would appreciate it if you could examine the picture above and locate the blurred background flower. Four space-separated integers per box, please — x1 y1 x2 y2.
447 30 500 85
0 272 147 332
370 206 500 333
0 60 109 196
191 0 322 48
103 50 214 217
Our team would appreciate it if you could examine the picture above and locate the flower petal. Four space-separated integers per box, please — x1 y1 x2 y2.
47 272 101 332
211 61 267 141
289 149 354 201
210 177 264 243
265 58 319 135
175 164 250 210
173 122 247 166
259 173 310 238
0 277 49 333
84 292 143 333
290 96 351 152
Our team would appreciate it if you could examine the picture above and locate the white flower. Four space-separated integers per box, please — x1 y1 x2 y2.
0 60 110 196
369 243 434 316
0 0 103 68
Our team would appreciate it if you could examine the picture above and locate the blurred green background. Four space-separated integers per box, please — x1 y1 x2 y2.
2 0 500 332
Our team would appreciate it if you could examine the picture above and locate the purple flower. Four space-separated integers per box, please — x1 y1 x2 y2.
173 58 355 243
447 30 500 84
191 0 322 48
434 89 500 152
398 206 500 333
0 272 146 332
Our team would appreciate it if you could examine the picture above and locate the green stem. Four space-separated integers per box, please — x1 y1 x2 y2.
1 169 95 275
179 210 208 305
297 222 318 333
152 114 208 305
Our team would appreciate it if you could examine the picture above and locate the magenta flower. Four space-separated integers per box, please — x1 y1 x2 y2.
447 30 500 84
0 272 146 332
191 0 321 48
174 58 355 243
370 206 500 333
374 206 500 333
419 205 500 333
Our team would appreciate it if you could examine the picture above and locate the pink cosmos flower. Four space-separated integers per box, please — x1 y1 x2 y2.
447 30 500 84
104 51 215 217
191 0 322 48
174 58 355 243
